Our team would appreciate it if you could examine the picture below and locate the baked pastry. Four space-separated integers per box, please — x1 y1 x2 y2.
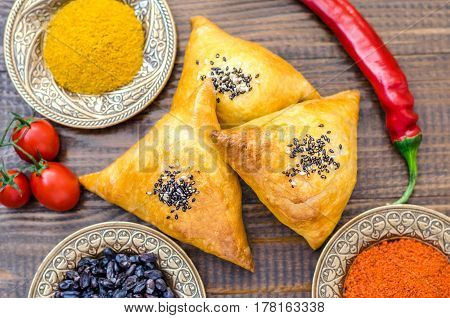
80 81 254 271
172 16 320 127
212 90 359 249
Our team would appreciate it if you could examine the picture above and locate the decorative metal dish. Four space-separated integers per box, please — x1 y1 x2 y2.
4 0 176 129
312 204 449 298
29 222 205 298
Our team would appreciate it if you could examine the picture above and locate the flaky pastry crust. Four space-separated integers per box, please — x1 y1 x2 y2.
173 16 320 127
213 90 359 249
80 82 254 271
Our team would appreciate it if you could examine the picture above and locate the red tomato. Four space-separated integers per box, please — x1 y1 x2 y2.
12 118 60 162
30 162 80 212
0 170 31 208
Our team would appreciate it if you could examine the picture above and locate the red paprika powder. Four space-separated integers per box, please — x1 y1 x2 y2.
344 239 449 298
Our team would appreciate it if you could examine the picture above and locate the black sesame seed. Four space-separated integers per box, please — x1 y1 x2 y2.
198 62 255 101
283 133 341 181
195 60 199 65
149 167 199 220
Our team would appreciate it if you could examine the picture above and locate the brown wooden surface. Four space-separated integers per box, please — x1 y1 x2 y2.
0 0 449 298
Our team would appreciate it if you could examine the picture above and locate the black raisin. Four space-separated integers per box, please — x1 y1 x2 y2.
103 248 116 259
144 270 162 280
139 253 157 264
146 279 155 294
55 250 173 298
155 278 167 292
58 280 74 291
163 288 175 298
61 291 80 298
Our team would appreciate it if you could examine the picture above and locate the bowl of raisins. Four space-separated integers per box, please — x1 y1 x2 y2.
29 222 205 298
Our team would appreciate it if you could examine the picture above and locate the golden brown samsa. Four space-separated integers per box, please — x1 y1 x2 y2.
80 81 254 271
212 90 359 249
172 16 319 127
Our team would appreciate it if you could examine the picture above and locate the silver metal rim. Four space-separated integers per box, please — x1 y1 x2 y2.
311 204 449 298
28 221 206 298
4 0 177 129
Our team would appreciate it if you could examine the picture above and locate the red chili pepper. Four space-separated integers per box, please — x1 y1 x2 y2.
300 0 422 204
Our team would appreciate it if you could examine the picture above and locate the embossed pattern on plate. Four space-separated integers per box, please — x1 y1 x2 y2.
312 205 449 298
4 0 176 128
28 222 205 298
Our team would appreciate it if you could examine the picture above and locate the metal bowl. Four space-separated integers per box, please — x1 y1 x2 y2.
4 0 176 128
312 204 449 298
29 222 205 298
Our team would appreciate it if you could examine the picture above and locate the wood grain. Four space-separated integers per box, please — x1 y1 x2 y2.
0 0 449 298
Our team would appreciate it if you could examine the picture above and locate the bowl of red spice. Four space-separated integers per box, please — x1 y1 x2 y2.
312 204 449 298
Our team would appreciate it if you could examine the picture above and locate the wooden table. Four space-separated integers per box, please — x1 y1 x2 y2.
0 0 449 298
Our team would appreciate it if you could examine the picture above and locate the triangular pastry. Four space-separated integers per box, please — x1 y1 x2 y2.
80 81 254 271
212 90 359 249
172 16 320 127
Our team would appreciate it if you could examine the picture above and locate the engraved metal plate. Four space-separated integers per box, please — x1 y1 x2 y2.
29 222 205 298
4 0 176 128
312 204 449 298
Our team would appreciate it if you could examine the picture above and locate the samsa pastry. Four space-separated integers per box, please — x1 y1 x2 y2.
212 90 359 249
172 16 320 127
80 81 254 271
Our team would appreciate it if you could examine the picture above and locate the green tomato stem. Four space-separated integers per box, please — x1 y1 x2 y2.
0 166 9 181
11 112 32 128
0 142 40 167
0 117 17 145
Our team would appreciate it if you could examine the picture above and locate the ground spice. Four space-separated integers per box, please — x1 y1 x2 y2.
344 239 450 298
43 0 144 95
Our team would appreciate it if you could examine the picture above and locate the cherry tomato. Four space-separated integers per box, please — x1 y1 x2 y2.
30 162 80 212
12 118 60 162
0 169 31 208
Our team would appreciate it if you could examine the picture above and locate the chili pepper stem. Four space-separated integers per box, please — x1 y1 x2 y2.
392 134 422 204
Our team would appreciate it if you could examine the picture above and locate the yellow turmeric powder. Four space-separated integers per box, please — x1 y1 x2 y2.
43 0 144 95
